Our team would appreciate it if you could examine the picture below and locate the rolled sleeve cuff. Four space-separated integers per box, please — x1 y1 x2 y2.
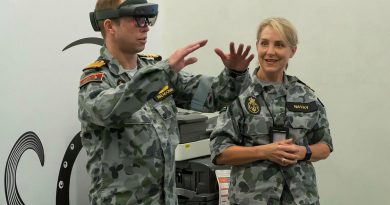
161 60 178 81
210 143 234 165
225 67 249 79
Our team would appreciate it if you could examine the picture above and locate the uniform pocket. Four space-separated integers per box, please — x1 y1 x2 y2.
287 111 318 129
286 110 318 144
240 114 272 145
152 99 179 146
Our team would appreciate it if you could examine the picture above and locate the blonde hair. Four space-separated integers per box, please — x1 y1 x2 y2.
256 17 298 47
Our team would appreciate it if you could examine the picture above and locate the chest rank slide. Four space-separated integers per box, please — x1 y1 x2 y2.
245 96 260 114
154 85 175 102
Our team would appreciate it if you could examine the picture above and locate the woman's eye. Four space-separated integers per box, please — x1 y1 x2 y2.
260 42 268 46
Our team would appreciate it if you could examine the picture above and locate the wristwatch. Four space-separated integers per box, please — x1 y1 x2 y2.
303 145 312 161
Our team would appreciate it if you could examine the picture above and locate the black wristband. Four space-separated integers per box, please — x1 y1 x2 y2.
303 145 312 161
227 68 248 78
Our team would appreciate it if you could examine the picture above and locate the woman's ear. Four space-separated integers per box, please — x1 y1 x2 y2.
290 46 297 58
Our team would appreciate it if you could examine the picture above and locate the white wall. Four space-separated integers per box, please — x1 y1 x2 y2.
161 0 390 204
1 0 389 204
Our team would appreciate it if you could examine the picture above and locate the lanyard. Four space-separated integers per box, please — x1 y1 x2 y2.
259 90 287 127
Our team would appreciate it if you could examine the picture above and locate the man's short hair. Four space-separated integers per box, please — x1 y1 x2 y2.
95 0 122 37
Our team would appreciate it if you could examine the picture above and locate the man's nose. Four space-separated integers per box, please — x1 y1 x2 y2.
140 26 149 32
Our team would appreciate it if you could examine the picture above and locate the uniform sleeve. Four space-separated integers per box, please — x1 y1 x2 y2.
209 100 244 164
309 99 334 152
78 60 176 127
172 68 250 112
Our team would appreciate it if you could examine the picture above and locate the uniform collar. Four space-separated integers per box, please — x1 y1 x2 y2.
99 46 145 76
250 67 299 97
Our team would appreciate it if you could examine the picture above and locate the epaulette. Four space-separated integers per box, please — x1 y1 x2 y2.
297 79 315 92
138 54 162 61
317 98 325 107
83 59 107 71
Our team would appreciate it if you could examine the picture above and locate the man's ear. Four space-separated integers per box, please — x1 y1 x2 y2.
103 19 115 34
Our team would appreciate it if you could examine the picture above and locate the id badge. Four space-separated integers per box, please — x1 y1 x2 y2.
270 126 289 142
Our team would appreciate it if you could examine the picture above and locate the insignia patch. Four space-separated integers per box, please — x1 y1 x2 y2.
245 96 260 114
83 60 106 71
154 85 174 102
79 72 105 88
286 101 318 113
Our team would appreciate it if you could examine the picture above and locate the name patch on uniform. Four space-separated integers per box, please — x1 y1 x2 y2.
286 101 318 113
245 96 260 114
154 85 174 102
79 72 105 88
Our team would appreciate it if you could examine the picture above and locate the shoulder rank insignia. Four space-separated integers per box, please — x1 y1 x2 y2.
79 72 105 88
286 101 318 113
138 54 162 61
297 79 315 92
245 96 260 114
83 60 106 71
154 85 175 102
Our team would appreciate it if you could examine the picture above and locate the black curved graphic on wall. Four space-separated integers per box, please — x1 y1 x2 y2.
62 37 104 51
4 131 45 205
56 132 83 205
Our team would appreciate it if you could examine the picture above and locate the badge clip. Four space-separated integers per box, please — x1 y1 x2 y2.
270 126 289 142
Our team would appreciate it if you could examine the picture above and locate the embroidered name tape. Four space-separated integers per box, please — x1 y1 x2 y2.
286 101 318 113
154 85 174 102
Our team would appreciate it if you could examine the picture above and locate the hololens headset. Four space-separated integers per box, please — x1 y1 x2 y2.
89 0 158 31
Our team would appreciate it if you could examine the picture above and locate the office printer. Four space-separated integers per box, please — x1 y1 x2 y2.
175 111 230 205
175 111 217 161
176 157 229 205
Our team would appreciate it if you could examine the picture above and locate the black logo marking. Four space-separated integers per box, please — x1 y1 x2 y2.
4 131 45 205
56 133 83 205
62 37 104 51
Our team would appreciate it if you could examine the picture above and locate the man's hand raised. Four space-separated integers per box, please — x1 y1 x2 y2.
168 40 208 73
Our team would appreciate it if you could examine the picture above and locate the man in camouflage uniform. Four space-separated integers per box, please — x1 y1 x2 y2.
78 0 254 204
210 68 334 205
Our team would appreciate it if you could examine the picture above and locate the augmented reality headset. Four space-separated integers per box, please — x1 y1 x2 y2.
90 1 158 31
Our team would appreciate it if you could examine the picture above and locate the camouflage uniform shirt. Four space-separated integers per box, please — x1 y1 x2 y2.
210 68 333 205
78 47 249 205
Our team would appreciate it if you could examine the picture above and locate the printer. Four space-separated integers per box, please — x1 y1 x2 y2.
175 111 213 161
175 111 230 205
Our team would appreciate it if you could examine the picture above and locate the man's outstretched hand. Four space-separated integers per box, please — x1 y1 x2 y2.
168 39 208 73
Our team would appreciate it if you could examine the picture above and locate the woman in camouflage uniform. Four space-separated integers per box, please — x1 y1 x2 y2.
210 17 333 205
